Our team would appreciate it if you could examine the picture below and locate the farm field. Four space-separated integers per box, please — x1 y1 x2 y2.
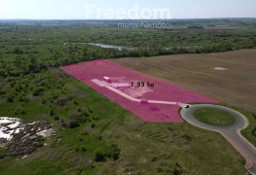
112 49 256 113
60 60 217 123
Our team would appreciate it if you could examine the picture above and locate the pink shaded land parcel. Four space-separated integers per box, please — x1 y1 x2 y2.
60 59 218 123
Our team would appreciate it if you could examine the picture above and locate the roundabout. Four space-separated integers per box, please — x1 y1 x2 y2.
180 104 256 175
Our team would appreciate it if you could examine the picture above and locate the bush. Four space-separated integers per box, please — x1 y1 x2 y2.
60 119 66 127
21 110 26 115
53 116 59 121
50 109 55 116
110 144 120 161
80 146 86 152
42 99 47 104
91 123 96 129
173 163 183 175
7 96 14 103
33 88 44 96
68 120 79 129
13 47 23 54
73 99 78 105
93 148 105 162
56 99 66 106
0 71 5 77
104 144 120 161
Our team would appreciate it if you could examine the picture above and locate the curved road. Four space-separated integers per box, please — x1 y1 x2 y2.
92 79 256 174
180 104 256 175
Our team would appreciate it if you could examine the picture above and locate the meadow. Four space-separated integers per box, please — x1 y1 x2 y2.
0 69 248 175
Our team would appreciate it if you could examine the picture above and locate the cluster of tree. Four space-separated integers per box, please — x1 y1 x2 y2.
1 21 256 77
93 144 120 162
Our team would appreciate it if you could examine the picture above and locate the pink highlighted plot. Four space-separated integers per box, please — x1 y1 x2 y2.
60 60 218 123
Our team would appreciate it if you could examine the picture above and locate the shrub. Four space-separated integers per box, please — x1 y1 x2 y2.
13 47 23 54
68 120 79 129
21 110 26 115
93 148 105 162
54 116 59 121
18 97 24 102
80 146 86 152
60 119 67 127
42 99 47 104
0 71 5 77
7 96 14 103
75 146 80 152
50 109 55 116
173 163 183 175
73 99 78 105
104 144 120 161
91 123 96 128
110 144 120 161
33 88 44 96
56 99 66 106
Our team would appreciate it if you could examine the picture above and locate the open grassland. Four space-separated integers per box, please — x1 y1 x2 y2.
0 69 248 175
193 108 236 126
112 49 256 113
112 49 256 148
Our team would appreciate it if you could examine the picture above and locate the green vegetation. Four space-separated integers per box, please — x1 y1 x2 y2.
0 19 256 174
0 19 256 76
0 69 247 174
221 104 256 147
193 108 236 126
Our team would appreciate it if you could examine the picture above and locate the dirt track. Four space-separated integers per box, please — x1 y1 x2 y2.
112 49 256 112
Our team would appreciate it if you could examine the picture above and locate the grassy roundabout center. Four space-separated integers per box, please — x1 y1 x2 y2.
193 108 236 126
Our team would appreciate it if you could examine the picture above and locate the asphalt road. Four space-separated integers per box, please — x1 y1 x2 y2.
92 79 256 173
180 104 256 175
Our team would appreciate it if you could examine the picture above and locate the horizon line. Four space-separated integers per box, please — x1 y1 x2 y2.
0 17 256 21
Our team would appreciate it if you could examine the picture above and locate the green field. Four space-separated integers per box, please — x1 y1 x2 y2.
1 19 256 175
193 108 236 126
0 69 248 175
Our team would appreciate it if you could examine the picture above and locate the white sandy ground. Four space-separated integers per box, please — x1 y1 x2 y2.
1 117 55 142
214 67 227 71
0 117 21 141
36 129 55 138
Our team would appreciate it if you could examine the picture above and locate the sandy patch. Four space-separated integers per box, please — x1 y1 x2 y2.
214 67 227 71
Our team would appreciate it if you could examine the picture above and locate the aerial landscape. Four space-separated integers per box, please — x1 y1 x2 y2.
0 0 256 175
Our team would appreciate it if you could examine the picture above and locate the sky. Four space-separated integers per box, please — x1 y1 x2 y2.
0 0 256 19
